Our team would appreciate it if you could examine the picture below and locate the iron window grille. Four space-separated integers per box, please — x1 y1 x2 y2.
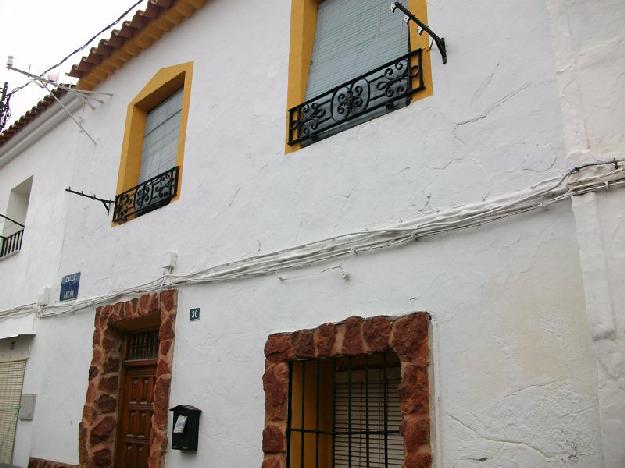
0 229 24 259
126 330 159 361
288 49 425 146
112 166 179 223
287 352 403 468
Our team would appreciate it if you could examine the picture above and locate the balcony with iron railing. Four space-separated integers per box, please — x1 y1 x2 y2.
0 213 25 259
288 49 425 146
0 229 24 259
113 166 179 223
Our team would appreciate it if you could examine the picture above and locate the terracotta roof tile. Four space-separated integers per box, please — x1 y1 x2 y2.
0 87 69 148
68 0 179 80
0 0 205 151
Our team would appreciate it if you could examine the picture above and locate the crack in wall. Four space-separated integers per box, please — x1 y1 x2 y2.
448 413 569 464
456 83 531 127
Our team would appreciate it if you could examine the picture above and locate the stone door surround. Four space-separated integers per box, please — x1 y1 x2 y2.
78 290 177 468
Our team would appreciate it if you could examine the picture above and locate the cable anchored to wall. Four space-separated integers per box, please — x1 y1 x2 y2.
6 57 112 145
390 2 447 64
65 187 114 213
0 0 142 134
7 58 113 108
5 157 618 321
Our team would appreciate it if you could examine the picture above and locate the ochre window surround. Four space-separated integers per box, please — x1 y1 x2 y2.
285 0 433 154
262 313 432 468
115 62 193 221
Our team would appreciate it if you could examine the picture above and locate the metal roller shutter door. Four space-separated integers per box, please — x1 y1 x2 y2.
0 359 26 464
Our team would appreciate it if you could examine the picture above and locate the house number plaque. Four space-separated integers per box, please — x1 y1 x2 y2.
190 308 200 321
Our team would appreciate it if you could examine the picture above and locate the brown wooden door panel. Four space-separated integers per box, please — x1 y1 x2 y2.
116 363 157 468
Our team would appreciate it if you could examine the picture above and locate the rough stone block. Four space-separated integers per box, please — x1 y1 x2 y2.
292 330 315 359
399 364 429 416
92 448 112 467
363 316 392 353
265 334 293 363
391 313 429 363
341 316 365 355
400 415 430 448
263 362 289 422
263 424 286 453
90 416 116 444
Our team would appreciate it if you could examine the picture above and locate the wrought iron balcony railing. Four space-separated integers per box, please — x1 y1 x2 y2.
288 48 425 146
0 229 24 258
113 166 179 223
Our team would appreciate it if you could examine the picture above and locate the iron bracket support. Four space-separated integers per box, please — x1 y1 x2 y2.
65 187 114 213
391 2 447 64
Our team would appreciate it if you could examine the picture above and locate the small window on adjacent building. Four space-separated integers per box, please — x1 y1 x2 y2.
1 176 31 258
287 353 403 467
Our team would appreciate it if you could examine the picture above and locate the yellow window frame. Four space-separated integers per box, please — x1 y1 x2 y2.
115 62 193 223
285 0 433 153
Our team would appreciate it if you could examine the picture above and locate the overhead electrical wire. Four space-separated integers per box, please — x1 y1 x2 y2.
6 0 145 97
2 0 144 135
0 158 622 322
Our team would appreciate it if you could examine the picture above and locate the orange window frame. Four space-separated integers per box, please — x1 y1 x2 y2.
115 62 193 223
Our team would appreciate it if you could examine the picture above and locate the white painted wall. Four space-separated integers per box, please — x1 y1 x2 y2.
0 111 80 310
12 311 94 467
166 204 601 467
548 0 625 466
0 0 620 466
0 335 32 363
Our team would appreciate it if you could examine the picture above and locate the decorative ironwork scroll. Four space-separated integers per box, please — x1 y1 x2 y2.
0 229 24 258
113 166 179 223
288 49 425 146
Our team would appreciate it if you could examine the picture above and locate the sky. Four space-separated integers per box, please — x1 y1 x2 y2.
0 0 149 127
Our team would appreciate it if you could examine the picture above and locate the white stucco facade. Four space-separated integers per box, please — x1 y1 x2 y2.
0 0 623 466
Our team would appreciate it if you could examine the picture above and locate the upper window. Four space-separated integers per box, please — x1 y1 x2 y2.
286 0 432 149
113 63 193 224
1 176 32 259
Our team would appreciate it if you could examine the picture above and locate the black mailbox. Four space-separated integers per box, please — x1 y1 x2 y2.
169 405 201 451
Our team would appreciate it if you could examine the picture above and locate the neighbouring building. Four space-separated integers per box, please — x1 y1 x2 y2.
0 0 624 467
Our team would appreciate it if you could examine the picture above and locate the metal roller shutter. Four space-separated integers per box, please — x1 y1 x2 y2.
334 364 403 467
306 0 409 99
0 359 26 464
138 88 184 183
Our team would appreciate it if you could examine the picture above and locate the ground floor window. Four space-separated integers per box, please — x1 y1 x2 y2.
288 353 403 467
262 313 432 468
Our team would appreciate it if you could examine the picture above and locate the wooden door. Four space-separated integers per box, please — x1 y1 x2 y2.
115 362 157 467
